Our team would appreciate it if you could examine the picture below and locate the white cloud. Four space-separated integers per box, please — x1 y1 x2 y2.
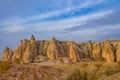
3 26 23 33
28 10 113 31
1 19 24 33
0 0 109 33
1 10 113 33
65 24 120 40
18 0 105 22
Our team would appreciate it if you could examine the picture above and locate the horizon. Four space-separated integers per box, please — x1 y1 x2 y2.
0 0 120 57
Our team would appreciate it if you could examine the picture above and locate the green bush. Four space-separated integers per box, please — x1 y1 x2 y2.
0 61 10 73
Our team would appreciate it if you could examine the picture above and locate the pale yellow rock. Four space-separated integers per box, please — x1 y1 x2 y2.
102 39 115 62
47 37 60 59
23 42 38 63
116 45 120 62
2 47 13 61
12 47 22 61
2 36 120 63
69 42 81 62
92 42 102 59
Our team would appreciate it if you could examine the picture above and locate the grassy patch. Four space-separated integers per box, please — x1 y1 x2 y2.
66 69 87 80
0 61 11 73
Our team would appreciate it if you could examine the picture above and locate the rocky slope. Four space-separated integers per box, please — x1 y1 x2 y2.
1 35 120 63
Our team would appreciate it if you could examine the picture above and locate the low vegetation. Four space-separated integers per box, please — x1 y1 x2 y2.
66 69 83 80
0 61 11 73
0 62 120 80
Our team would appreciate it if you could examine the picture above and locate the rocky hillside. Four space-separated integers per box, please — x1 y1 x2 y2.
1 35 120 63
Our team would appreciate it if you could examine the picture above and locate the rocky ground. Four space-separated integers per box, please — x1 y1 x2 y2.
0 61 120 80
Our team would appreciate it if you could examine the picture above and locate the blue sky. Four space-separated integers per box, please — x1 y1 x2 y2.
0 0 120 56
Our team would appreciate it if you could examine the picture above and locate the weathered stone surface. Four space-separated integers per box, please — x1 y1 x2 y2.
87 41 93 58
12 46 22 61
92 42 102 59
69 42 82 62
2 47 13 61
30 35 35 42
2 35 120 63
102 39 115 62
47 37 60 59
23 42 38 63
116 45 120 62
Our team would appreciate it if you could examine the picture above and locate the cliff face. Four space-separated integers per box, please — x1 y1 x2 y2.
2 35 120 63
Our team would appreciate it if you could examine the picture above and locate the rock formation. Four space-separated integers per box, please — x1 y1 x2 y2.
116 45 120 62
2 47 13 61
102 39 115 62
1 35 120 63
92 42 102 60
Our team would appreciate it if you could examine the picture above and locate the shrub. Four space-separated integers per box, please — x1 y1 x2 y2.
94 63 102 70
104 67 120 76
58 58 64 63
66 69 87 80
87 72 96 80
0 61 11 73
14 58 21 64
44 77 52 80
80 62 88 68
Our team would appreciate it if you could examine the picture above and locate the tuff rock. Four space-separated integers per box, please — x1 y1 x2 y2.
1 35 120 63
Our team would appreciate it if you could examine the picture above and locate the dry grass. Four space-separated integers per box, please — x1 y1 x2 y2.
0 61 120 80
0 61 11 73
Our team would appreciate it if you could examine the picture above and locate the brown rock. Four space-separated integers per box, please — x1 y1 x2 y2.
30 35 36 43
116 45 120 62
92 42 102 59
23 42 38 63
2 35 120 63
12 47 22 61
47 37 60 59
87 41 94 59
2 47 13 61
38 41 45 55
102 39 115 62
69 44 78 62
81 45 89 58
12 39 29 62
69 42 82 62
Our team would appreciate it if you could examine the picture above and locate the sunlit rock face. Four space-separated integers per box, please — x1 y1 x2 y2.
116 45 120 62
92 42 102 60
102 39 115 62
1 35 120 63
2 47 13 61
